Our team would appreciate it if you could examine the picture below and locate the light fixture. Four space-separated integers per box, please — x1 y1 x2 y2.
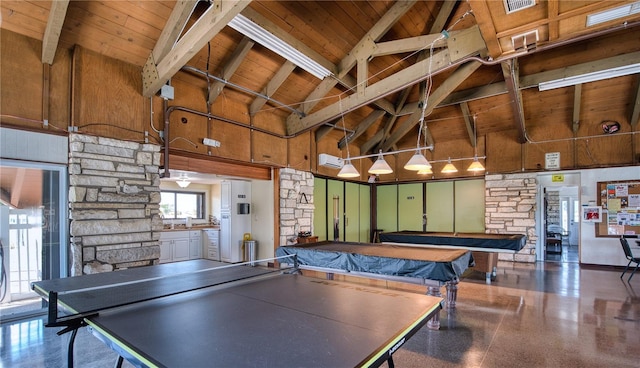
467 115 485 172
177 179 191 188
586 1 640 27
228 14 332 80
538 63 640 91
417 167 433 175
336 96 360 178
467 158 485 172
404 150 432 171
368 150 393 175
441 158 458 173
338 159 360 178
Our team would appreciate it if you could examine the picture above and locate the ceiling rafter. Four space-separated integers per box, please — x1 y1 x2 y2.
380 60 483 151
338 110 386 149
375 87 413 152
501 59 527 143
460 102 475 147
573 84 582 134
288 25 487 136
630 75 640 128
249 60 296 115
208 36 255 104
153 0 200 62
284 0 418 122
41 0 69 64
142 0 248 97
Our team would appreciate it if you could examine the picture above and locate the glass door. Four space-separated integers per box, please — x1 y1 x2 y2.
0 160 67 319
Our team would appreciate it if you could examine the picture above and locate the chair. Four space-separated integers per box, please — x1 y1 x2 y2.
620 236 640 282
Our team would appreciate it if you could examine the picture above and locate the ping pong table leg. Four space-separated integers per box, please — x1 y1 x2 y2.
115 356 124 368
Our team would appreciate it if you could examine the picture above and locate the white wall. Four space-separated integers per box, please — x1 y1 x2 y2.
251 179 275 261
579 166 640 265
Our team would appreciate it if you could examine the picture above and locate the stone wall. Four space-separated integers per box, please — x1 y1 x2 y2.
68 134 162 275
279 168 314 245
545 190 560 227
485 173 537 263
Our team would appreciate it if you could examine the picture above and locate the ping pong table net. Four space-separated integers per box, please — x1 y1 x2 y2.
41 262 291 328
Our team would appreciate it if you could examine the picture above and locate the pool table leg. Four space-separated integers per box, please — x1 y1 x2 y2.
426 285 441 330
444 279 458 309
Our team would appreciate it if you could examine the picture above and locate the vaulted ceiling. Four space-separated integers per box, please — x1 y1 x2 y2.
2 0 640 158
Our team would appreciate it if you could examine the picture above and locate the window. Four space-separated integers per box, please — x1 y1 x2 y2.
160 191 205 219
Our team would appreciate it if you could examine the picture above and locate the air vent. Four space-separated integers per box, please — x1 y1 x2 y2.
504 0 536 14
511 30 539 52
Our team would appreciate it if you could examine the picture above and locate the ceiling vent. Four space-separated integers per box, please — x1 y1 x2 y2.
504 0 536 14
511 30 539 52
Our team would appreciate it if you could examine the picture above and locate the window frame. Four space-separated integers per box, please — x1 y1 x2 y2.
160 190 206 220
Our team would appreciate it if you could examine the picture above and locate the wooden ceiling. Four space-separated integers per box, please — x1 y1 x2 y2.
2 1 640 158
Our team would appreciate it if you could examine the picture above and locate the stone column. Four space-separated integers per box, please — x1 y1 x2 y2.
279 168 314 245
68 134 162 275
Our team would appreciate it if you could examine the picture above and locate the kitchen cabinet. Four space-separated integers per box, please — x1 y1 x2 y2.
204 229 220 261
160 230 201 263
189 230 202 260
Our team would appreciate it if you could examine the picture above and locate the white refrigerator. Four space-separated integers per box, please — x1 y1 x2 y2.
219 180 251 263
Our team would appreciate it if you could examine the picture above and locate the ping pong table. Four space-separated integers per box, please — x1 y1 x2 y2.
276 241 473 329
32 259 442 368
379 231 527 284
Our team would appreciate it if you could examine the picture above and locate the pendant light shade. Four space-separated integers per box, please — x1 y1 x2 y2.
417 167 433 175
404 151 432 171
441 158 458 173
467 157 485 172
368 151 393 175
177 179 191 188
337 160 360 178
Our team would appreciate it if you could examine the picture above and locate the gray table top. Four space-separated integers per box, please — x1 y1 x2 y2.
33 260 442 367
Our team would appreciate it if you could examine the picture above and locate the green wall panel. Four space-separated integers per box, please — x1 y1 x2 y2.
426 181 454 232
398 183 424 231
313 177 327 241
359 184 371 242
327 179 344 241
344 182 360 242
376 185 398 233
455 179 485 232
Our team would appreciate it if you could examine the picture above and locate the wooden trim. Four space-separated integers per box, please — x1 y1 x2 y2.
166 150 272 181
41 0 69 64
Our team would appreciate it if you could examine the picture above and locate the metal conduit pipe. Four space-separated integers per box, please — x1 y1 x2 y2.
181 66 305 117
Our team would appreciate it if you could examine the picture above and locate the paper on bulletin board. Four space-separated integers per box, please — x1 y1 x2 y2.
629 194 640 207
608 198 622 212
615 184 629 197
608 225 625 235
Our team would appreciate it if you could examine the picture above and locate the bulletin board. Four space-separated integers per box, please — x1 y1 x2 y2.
596 180 640 237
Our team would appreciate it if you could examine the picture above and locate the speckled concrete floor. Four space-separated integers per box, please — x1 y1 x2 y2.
1 259 639 368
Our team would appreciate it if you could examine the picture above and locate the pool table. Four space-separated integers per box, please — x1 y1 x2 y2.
276 241 474 330
379 231 527 284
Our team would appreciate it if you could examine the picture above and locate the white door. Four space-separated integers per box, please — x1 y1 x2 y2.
560 196 580 246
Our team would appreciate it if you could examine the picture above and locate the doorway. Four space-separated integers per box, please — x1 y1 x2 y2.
543 186 579 263
0 160 68 320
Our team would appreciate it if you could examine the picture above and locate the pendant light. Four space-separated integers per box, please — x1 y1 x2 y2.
368 150 393 175
177 174 191 188
417 167 433 175
404 150 432 171
467 114 485 172
441 158 458 173
338 159 360 178
336 96 361 178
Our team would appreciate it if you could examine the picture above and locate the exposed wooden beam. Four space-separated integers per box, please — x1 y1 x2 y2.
467 0 502 59
10 168 26 209
142 0 248 97
371 34 447 58
41 0 69 64
548 0 560 41
285 0 418 123
208 37 254 104
380 60 483 151
502 60 527 143
376 87 413 151
338 110 385 149
315 120 341 142
249 61 296 115
153 0 199 62
288 26 486 135
630 75 640 128
460 102 475 147
573 84 582 133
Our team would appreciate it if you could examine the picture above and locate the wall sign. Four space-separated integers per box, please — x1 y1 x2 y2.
551 174 564 182
545 152 560 170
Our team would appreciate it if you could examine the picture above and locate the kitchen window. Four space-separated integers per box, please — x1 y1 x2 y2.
160 191 205 219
